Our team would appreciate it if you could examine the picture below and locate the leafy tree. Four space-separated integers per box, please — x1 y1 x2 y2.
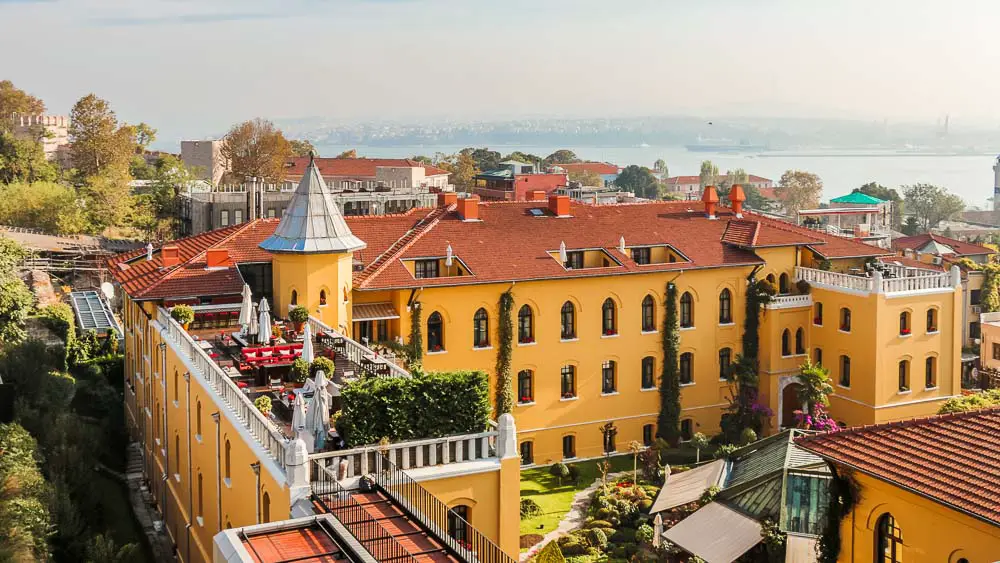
856 182 900 203
503 151 543 165
0 131 58 184
0 423 52 561
220 118 292 183
902 183 965 231
653 159 667 173
0 181 89 234
902 216 920 236
544 149 580 164
0 236 27 275
691 432 710 463
84 533 139 563
80 170 134 233
569 169 603 186
795 360 834 416
335 148 357 159
776 170 823 215
131 122 157 152
289 139 317 157
699 160 718 188
69 94 136 179
436 152 478 191
144 155 197 239
658 283 681 446
409 155 433 165
615 165 659 199
0 80 45 132
0 272 33 344
460 147 501 171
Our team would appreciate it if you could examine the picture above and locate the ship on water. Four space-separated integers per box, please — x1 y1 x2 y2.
685 136 768 153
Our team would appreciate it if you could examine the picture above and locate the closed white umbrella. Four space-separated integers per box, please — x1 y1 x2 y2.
258 302 272 344
291 392 307 433
306 370 331 450
238 284 253 333
259 297 270 314
247 304 259 339
301 322 314 364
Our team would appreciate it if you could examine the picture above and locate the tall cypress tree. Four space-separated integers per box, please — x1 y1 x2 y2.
658 282 681 446
495 290 515 416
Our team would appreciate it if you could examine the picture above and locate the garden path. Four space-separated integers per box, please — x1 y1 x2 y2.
519 471 629 562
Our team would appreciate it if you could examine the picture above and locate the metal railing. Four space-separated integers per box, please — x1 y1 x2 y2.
158 307 289 470
311 461 420 563
370 453 516 563
309 430 498 478
307 315 411 379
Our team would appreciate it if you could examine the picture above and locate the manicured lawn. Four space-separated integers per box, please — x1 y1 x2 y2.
519 447 704 541
519 455 635 537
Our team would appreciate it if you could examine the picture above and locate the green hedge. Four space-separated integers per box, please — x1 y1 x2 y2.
337 370 491 447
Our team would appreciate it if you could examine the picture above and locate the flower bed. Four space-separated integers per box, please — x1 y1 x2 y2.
556 476 661 563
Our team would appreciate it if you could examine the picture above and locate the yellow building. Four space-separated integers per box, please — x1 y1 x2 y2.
110 156 966 561
797 408 1000 562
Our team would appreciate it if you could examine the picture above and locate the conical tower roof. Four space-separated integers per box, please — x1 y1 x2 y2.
259 152 367 253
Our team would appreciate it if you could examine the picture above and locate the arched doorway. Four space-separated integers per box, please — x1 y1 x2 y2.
781 383 804 428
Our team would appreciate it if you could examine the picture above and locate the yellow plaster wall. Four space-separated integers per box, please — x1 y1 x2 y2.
272 252 353 334
838 471 1000 562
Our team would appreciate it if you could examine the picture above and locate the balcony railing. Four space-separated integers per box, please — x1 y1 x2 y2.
157 307 289 470
796 266 955 295
766 294 813 310
307 315 411 379
309 430 498 478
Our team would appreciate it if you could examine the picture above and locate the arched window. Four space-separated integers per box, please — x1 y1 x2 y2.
779 273 790 294
641 295 656 332
473 308 490 348
319 289 327 306
898 360 910 392
562 435 576 458
680 419 693 442
641 356 655 389
642 424 654 446
680 292 694 328
875 513 902 563
601 298 617 335
781 329 791 356
840 308 851 332
520 442 533 465
814 302 823 325
517 370 533 404
719 348 732 380
196 400 202 437
448 505 471 543
601 360 617 394
925 356 937 388
766 273 776 287
680 352 694 384
814 347 822 366
839 355 851 387
427 312 444 352
719 288 732 324
561 365 576 398
926 308 938 332
560 302 576 339
517 305 534 344
262 492 270 523
290 290 298 306
899 312 910 335
795 328 805 355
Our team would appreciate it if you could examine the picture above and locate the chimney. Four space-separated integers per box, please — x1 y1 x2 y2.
161 246 181 268
457 195 480 221
206 248 232 269
702 186 720 219
548 194 570 217
729 184 746 218
527 190 547 202
438 192 458 207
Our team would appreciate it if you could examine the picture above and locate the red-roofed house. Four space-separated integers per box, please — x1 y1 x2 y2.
666 174 773 201
796 408 1000 562
284 156 451 190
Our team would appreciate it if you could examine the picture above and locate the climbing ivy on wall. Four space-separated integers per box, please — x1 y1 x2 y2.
409 302 423 366
720 276 775 443
495 290 514 416
981 264 1000 313
657 282 681 446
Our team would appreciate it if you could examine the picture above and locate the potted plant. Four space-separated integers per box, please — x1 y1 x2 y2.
311 356 335 377
291 357 310 385
289 305 310 332
171 305 195 330
254 395 272 416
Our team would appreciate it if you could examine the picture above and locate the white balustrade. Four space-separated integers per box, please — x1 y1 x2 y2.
766 294 813 309
796 266 956 296
309 430 499 478
795 267 872 292
879 271 952 293
157 308 289 469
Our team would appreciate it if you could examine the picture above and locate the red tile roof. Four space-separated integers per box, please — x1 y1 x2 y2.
877 254 945 272
241 524 346 562
285 157 450 180
109 200 888 298
796 408 1000 527
891 233 993 257
555 162 620 175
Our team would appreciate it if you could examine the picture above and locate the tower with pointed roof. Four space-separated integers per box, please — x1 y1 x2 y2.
260 152 366 332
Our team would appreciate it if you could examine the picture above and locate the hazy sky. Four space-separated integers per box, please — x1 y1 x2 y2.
3 0 1000 141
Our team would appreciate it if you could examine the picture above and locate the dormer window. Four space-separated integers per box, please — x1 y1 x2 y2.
565 251 584 270
627 244 689 266
631 247 651 265
415 259 439 279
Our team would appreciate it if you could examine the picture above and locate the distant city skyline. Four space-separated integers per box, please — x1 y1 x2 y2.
4 0 1000 142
